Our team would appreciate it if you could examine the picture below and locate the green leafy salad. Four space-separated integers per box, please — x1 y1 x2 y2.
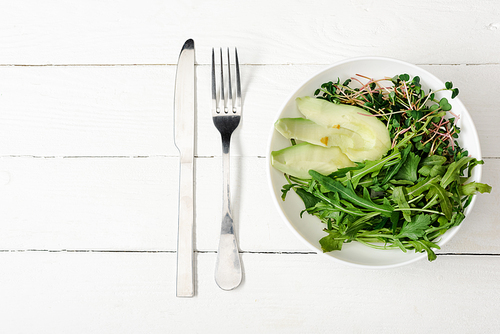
271 74 491 261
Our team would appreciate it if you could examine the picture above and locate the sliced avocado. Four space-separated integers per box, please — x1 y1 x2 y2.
274 117 365 150
271 142 355 179
295 96 391 162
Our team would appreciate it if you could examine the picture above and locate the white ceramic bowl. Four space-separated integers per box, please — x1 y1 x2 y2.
266 56 482 269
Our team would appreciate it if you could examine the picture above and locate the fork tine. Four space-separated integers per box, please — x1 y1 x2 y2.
211 48 218 114
235 48 241 112
227 48 233 113
220 48 227 113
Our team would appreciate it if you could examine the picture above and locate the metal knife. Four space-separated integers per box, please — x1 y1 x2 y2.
174 39 195 297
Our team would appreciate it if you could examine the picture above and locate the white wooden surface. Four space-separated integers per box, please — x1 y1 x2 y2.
1 1 499 333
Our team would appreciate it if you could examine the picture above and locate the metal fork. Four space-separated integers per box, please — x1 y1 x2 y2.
212 47 242 290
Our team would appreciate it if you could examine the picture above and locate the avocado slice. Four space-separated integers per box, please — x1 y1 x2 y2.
295 97 391 162
275 117 365 150
271 142 355 179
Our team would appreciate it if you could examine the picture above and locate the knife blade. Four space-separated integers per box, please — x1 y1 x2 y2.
174 39 195 297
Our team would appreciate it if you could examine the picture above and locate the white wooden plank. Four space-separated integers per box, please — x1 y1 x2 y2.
0 251 499 333
0 157 178 250
0 156 496 254
1 64 499 157
0 66 176 156
1 0 500 65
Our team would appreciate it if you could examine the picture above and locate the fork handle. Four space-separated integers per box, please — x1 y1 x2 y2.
215 137 242 290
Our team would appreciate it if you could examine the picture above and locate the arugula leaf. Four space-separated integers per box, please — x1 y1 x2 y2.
450 212 465 227
395 151 421 182
459 182 492 195
313 190 366 216
420 165 446 177
344 212 380 238
327 164 365 178
319 232 344 252
380 145 412 184
408 240 439 261
296 187 322 218
407 176 441 197
421 155 447 166
281 183 295 200
392 187 411 222
465 159 484 179
398 214 432 240
418 165 432 176
392 238 408 253
295 188 320 210
430 165 447 177
390 211 400 234
427 184 453 220
339 151 401 188
440 156 475 188
310 171 394 216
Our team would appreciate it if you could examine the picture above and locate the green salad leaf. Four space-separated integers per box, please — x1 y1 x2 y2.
397 214 432 240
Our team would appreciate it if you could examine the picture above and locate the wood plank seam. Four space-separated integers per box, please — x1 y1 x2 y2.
0 250 498 257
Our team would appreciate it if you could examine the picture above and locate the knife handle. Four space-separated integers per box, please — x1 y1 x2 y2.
176 159 194 297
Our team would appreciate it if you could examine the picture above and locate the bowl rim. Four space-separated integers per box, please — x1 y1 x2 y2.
265 56 482 269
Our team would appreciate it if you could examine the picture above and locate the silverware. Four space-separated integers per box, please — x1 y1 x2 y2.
174 39 195 297
212 47 243 290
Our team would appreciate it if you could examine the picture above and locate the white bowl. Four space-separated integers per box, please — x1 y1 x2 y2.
266 56 482 269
